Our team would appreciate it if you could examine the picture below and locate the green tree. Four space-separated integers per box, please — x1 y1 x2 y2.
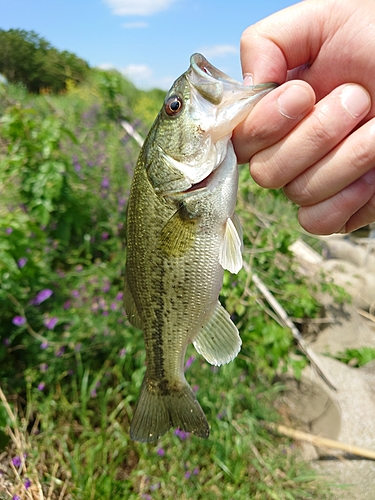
0 29 89 93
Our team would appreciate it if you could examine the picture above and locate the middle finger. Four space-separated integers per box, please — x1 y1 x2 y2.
250 84 371 189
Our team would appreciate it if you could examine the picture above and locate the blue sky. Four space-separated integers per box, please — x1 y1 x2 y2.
0 0 299 90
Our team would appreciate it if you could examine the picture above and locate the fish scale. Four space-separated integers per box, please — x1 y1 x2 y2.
124 53 277 442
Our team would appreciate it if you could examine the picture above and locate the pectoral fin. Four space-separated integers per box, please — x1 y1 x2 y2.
218 215 243 274
193 301 241 366
159 209 198 257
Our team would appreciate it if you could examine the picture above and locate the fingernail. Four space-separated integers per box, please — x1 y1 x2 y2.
340 85 371 119
277 84 313 119
243 73 253 86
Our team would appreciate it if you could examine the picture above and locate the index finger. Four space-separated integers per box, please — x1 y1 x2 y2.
240 1 328 84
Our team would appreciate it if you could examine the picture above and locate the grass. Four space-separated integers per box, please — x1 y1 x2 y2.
0 355 332 499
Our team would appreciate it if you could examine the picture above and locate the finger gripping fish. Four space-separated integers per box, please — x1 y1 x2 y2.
124 53 276 442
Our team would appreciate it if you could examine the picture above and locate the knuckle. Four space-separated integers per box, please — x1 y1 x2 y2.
305 106 338 148
250 153 286 189
284 177 314 205
350 136 375 172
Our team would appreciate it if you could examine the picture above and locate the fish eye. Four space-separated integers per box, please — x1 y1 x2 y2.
165 95 183 116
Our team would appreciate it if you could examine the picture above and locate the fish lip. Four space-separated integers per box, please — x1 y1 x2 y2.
189 53 278 104
190 53 242 88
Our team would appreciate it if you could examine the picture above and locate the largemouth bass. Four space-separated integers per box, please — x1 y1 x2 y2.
124 53 276 442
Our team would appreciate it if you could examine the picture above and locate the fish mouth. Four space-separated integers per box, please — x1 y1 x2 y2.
188 53 277 106
187 53 277 144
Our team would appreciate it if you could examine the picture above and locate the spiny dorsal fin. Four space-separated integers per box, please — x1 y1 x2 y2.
218 215 243 274
193 301 241 366
159 209 197 257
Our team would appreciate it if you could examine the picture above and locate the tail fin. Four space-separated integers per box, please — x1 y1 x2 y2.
130 377 210 442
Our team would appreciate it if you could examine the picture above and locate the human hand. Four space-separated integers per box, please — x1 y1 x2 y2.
233 0 375 234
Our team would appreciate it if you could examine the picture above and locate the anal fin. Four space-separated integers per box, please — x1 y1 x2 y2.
193 301 241 366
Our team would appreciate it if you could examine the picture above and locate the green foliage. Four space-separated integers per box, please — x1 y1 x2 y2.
333 347 375 367
0 405 10 451
0 75 339 498
0 29 89 93
95 68 138 122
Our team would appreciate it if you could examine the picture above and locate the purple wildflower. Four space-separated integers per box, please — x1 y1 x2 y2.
39 363 48 372
184 356 195 371
75 264 83 272
98 297 106 308
40 341 49 349
73 156 81 172
184 471 191 480
110 302 117 311
193 467 200 475
6 227 13 234
63 300 71 310
12 496 20 500
24 478 31 489
37 382 45 391
55 346 65 357
17 257 28 268
101 176 109 189
71 290 80 298
217 410 227 420
119 348 126 358
156 447 165 457
12 456 21 467
101 231 109 240
116 292 123 301
44 317 58 330
91 381 101 397
12 316 26 327
175 429 190 440
33 289 53 305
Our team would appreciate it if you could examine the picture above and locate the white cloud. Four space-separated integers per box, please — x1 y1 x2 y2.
198 45 238 58
103 0 177 16
97 63 171 90
123 64 153 81
122 21 148 28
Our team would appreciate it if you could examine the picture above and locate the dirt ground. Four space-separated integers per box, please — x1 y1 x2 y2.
279 234 375 499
